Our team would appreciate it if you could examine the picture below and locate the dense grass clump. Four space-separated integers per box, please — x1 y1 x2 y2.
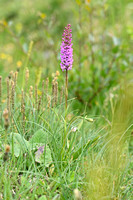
0 70 99 199
0 69 132 200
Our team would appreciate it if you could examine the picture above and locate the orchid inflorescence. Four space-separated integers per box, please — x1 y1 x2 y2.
60 24 73 71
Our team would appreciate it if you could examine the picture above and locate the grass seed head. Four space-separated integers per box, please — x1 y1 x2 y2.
3 108 9 120
74 189 82 200
5 144 10 153
3 108 9 130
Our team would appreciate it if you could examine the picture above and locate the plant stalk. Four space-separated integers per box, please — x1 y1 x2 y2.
65 69 68 109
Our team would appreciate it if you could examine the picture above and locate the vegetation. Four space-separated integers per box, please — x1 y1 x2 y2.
0 0 133 199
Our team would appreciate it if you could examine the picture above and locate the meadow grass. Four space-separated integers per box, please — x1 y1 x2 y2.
0 0 133 199
84 76 133 199
0 69 132 200
0 69 99 199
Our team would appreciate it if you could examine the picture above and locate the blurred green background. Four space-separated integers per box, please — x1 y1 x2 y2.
0 0 133 113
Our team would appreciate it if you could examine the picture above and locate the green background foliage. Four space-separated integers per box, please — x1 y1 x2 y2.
0 0 133 199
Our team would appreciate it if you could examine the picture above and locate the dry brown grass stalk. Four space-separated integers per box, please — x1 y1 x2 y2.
9 71 14 79
6 78 10 113
55 81 58 106
52 79 55 107
47 95 51 111
14 71 18 90
38 95 42 112
21 89 24 108
3 144 10 162
29 86 33 100
25 68 29 93
46 77 49 96
42 80 44 100
35 84 38 110
3 108 9 130
11 80 15 110
41 80 45 109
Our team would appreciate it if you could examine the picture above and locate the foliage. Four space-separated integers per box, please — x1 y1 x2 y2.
0 0 132 199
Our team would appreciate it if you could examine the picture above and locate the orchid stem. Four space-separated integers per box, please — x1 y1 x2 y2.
65 69 68 110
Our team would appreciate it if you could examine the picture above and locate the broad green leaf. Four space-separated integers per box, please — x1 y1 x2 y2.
35 145 52 167
10 133 30 157
30 129 47 144
39 196 47 200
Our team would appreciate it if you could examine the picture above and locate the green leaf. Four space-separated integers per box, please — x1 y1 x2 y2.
69 171 75 183
10 133 30 157
30 129 47 144
35 145 52 167
39 196 47 200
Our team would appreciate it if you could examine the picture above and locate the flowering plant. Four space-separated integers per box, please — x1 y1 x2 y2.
60 24 73 71
60 24 73 109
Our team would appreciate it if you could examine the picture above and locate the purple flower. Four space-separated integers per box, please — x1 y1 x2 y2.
60 24 73 71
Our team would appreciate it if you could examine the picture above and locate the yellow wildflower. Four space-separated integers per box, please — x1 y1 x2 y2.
56 71 60 76
86 0 91 3
0 20 8 27
2 99 6 103
37 90 42 96
0 53 7 59
39 12 46 19
17 61 22 68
